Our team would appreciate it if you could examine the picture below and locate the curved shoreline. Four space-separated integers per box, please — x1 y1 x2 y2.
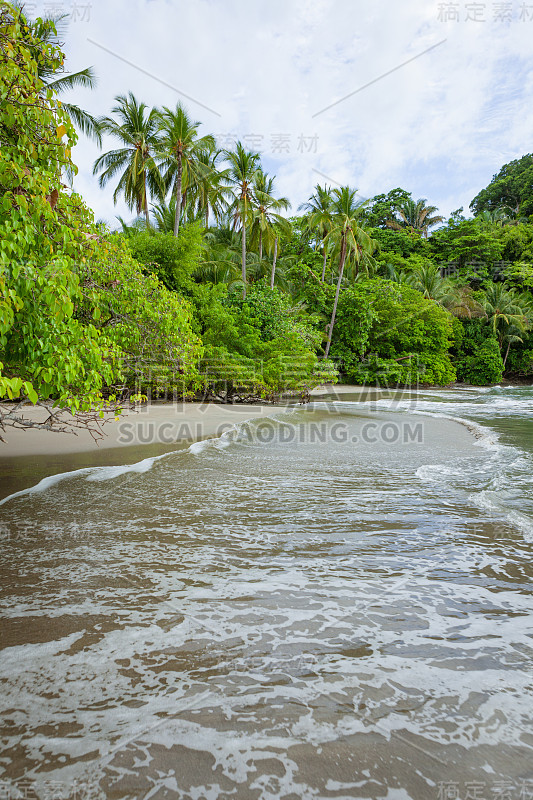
0 400 289 458
0 401 294 502
0 388 488 504
0 384 496 502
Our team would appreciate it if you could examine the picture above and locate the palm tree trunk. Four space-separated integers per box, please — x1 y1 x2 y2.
270 237 278 289
259 231 263 261
321 239 327 282
324 235 347 359
241 207 247 299
352 248 358 280
503 340 511 369
143 173 150 228
173 154 183 237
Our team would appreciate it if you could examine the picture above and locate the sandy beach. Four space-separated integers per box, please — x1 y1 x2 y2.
0 401 292 458
0 386 382 500
0 385 381 459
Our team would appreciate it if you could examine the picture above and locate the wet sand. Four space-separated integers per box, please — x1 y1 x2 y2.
0 386 396 501
0 400 292 501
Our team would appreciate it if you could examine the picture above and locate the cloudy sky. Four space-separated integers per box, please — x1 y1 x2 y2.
29 0 533 225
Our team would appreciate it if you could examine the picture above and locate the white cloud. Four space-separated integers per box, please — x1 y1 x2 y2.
31 0 533 224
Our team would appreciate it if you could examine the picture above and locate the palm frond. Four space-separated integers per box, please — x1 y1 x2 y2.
60 101 102 144
46 66 97 93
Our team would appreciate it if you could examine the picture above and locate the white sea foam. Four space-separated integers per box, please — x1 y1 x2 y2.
0 411 295 504
86 454 168 481
0 467 94 506
506 511 533 542
336 392 533 419
470 490 533 541
415 464 464 482
2 387 532 797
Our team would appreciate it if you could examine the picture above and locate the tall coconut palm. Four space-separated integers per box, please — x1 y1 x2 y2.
224 142 261 297
248 171 292 289
250 171 290 260
14 4 101 143
188 150 231 229
324 188 378 358
299 185 333 282
387 198 444 238
93 93 162 227
156 103 215 237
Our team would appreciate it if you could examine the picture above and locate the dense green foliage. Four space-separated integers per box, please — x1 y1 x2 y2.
0 3 202 426
191 284 336 399
331 281 456 385
1 0 533 439
126 224 204 292
0 3 118 411
454 321 504 386
78 235 203 396
470 155 533 219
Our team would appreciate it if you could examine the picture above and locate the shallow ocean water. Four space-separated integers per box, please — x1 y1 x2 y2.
0 386 532 800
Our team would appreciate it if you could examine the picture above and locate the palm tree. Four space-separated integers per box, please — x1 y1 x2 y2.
269 250 295 291
475 206 529 228
15 5 101 143
476 207 515 227
299 185 333 282
93 93 162 227
269 222 294 290
482 283 530 363
410 263 453 302
250 170 291 261
188 150 231 229
224 142 261 297
199 227 248 288
344 238 378 283
248 170 292 290
408 264 485 318
115 215 146 237
501 325 526 369
394 262 487 319
151 197 177 233
156 103 215 237
387 198 444 238
383 264 416 286
324 187 378 358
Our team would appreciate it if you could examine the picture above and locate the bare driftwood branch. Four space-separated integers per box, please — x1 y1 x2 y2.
0 399 122 445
